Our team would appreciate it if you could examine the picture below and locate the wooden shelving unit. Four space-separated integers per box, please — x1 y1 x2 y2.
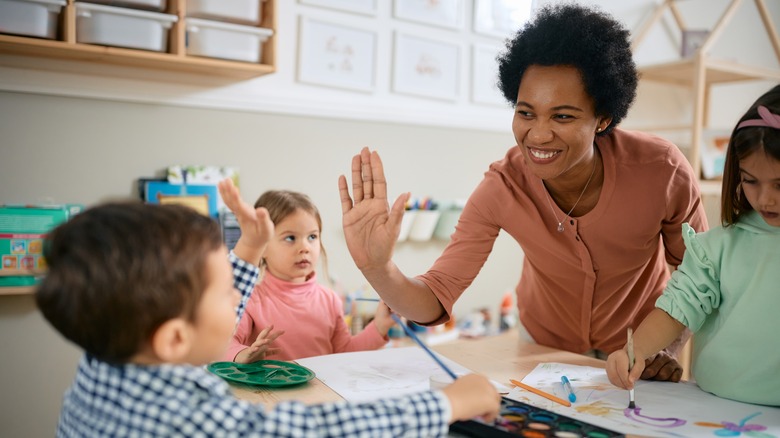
0 269 44 296
631 0 780 185
0 0 276 79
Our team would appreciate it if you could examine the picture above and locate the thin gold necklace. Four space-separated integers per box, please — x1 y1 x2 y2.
542 156 597 233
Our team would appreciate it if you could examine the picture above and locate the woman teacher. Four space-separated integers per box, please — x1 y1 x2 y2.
338 4 707 380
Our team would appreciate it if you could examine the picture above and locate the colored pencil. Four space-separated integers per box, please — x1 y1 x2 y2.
390 313 458 380
509 379 572 407
354 297 380 302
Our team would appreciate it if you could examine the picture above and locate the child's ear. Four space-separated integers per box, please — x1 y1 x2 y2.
151 318 193 363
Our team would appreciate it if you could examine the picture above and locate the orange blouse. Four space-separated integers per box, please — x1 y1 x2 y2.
418 129 708 353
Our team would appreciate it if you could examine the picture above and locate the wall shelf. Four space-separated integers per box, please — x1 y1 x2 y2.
0 269 44 296
632 0 780 187
0 0 276 79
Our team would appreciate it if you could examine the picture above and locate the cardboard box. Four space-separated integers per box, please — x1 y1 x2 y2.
0 204 83 273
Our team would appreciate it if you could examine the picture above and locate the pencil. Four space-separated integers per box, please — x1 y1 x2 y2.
509 379 572 407
354 297 380 302
390 313 458 380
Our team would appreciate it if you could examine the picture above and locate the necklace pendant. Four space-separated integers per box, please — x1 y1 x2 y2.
557 223 564 233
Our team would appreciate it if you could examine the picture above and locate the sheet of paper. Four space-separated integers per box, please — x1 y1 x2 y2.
509 362 780 437
296 346 508 403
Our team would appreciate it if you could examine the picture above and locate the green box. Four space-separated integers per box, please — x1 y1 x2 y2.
0 204 83 273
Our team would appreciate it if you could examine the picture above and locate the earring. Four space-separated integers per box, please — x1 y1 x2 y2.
596 127 602 132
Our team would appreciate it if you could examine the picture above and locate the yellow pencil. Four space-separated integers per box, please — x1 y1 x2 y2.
509 379 572 407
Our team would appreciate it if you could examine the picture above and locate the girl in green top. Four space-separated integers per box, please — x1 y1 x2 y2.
606 85 780 406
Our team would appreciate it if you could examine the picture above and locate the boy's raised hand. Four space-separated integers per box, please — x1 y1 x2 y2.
442 373 500 423
338 147 410 273
218 178 274 266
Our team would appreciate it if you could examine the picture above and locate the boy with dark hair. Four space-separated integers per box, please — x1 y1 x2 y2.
37 179 499 437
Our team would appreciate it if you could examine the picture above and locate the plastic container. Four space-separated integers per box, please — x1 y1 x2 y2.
75 2 177 52
0 0 66 39
408 210 441 242
186 0 262 25
75 0 167 12
185 18 272 63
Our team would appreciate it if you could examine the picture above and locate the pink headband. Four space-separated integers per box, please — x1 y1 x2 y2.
737 105 780 130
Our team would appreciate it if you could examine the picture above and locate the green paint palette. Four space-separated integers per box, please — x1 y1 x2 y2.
207 360 315 387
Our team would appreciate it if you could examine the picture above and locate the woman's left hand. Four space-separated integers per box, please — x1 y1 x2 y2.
641 350 684 382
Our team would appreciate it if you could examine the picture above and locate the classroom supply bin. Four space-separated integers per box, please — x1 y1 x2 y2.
0 0 66 39
185 18 272 63
75 2 177 52
186 0 262 25
75 0 167 12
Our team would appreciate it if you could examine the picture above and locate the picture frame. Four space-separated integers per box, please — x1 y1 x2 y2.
473 0 535 39
297 17 377 93
700 129 730 180
392 32 460 101
298 0 378 16
681 29 710 58
393 0 464 30
471 44 507 107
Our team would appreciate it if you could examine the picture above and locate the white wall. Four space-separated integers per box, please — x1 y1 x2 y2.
0 0 777 436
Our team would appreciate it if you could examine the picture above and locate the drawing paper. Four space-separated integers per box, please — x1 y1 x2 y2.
511 363 780 437
296 346 508 402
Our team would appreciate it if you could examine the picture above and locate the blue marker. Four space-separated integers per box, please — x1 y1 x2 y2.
561 375 576 402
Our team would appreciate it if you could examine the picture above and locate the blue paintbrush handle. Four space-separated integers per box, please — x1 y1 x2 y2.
391 314 458 380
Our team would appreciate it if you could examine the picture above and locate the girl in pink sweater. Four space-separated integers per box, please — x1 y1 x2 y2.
226 190 393 363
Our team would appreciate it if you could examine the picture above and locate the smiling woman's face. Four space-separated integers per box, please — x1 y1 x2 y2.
512 64 610 184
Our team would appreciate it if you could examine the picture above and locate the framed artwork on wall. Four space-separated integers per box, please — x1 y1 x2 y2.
297 17 377 93
392 32 460 101
393 0 464 30
473 0 535 39
471 43 506 107
298 0 378 16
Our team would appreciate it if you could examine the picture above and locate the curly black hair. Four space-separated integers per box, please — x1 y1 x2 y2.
497 3 638 134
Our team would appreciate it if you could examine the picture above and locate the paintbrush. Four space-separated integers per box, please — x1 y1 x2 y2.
627 327 635 409
390 313 458 379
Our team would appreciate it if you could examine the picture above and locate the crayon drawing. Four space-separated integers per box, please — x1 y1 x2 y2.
510 363 780 437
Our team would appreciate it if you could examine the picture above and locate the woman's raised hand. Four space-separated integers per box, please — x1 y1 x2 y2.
338 147 410 273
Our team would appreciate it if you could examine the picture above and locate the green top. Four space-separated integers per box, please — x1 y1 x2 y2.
656 211 780 406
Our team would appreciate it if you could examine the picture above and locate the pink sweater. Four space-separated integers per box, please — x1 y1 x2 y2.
419 129 708 354
225 272 388 361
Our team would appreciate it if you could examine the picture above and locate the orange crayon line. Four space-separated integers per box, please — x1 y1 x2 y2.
509 379 572 407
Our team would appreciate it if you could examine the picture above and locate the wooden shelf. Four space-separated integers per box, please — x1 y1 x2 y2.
0 0 276 79
0 269 43 296
632 0 780 192
638 58 780 86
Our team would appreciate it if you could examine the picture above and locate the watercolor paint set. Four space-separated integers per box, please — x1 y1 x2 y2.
450 396 624 438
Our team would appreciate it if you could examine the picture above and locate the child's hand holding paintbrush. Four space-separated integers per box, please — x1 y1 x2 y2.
606 327 648 407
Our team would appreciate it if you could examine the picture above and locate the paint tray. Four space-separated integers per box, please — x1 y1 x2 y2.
207 360 315 387
450 396 624 437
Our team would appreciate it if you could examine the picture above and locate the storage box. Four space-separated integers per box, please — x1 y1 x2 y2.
75 0 167 12
186 0 263 25
75 2 177 52
0 204 83 272
185 18 272 63
0 0 66 39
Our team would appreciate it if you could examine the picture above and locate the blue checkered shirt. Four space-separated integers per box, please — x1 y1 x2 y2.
56 252 451 437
